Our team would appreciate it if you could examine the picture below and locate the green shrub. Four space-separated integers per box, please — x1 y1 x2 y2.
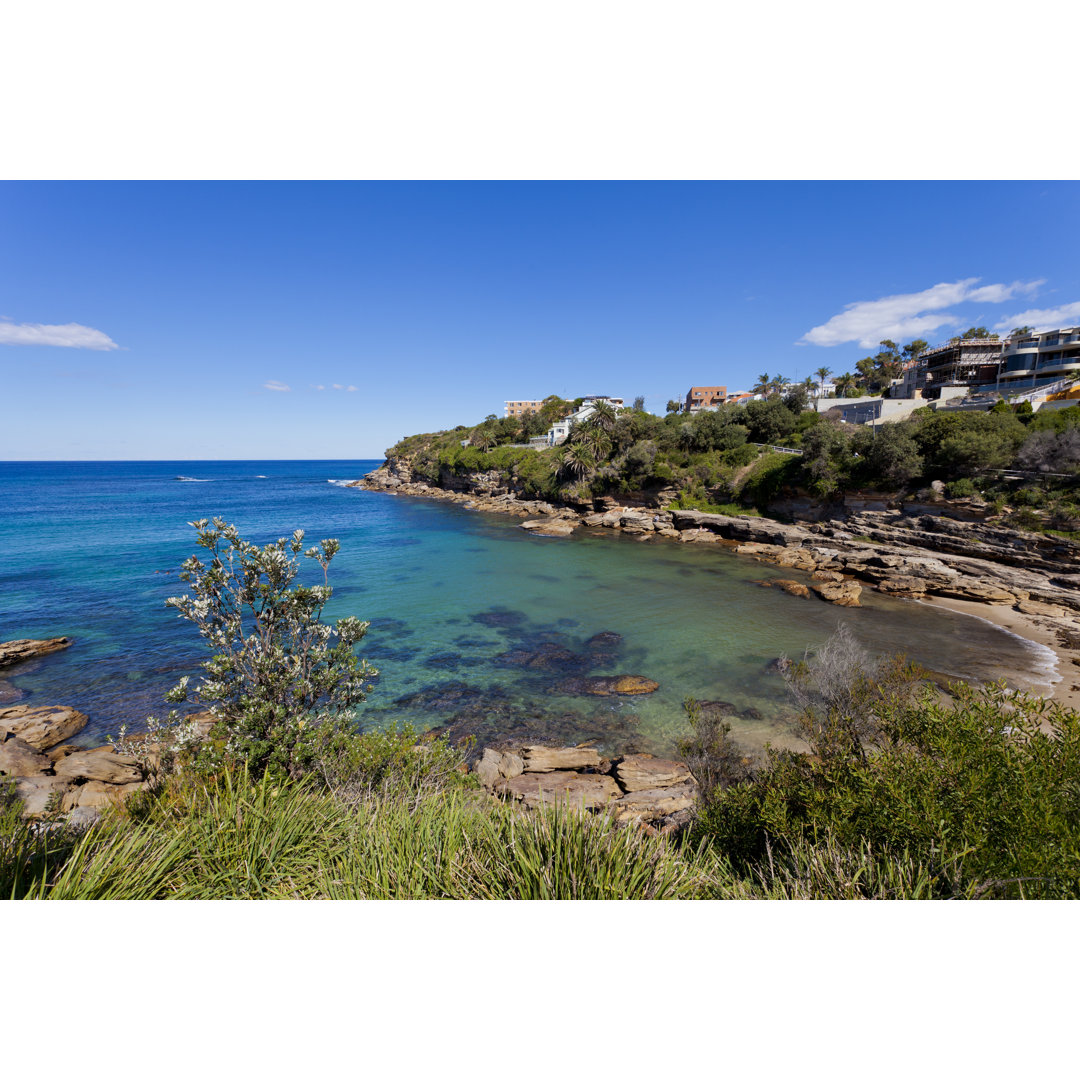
693 664 1080 899
945 477 979 498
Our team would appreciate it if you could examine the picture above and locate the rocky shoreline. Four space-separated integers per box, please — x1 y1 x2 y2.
353 460 1080 709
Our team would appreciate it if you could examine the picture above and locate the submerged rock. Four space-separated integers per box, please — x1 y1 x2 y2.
494 642 589 672
585 631 622 652
554 674 659 696
471 608 528 629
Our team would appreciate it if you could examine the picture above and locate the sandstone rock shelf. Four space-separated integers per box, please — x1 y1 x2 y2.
474 744 698 830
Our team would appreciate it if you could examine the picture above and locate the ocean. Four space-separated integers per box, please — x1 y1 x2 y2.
0 459 1059 755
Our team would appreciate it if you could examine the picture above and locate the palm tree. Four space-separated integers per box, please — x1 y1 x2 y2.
558 441 596 483
770 375 792 396
752 373 770 396
585 400 618 434
815 366 832 397
835 372 857 398
570 421 611 461
471 431 496 451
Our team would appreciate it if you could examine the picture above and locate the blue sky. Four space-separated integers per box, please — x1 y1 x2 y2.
3 181 1079 460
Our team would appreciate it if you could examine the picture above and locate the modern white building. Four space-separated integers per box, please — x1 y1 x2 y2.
996 327 1080 393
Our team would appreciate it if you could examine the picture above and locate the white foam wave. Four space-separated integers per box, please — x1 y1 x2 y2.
915 598 1061 694
327 479 359 487
175 476 212 482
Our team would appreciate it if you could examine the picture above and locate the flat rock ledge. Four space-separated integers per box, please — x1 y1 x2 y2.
474 745 697 832
0 637 72 667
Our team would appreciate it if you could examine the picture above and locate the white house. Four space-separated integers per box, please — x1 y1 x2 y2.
542 397 624 446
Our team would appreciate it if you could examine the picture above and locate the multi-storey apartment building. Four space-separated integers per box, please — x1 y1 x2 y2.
914 337 1004 394
684 385 728 412
504 400 544 418
996 328 1080 392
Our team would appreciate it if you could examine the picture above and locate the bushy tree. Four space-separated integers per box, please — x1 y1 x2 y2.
857 421 924 488
743 397 797 445
800 420 852 498
161 519 376 779
691 407 749 453
1017 428 1080 474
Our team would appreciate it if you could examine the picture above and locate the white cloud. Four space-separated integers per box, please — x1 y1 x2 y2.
346 385 358 392
312 384 326 390
993 301 1080 333
800 278 1044 348
0 320 121 350
263 380 291 392
332 383 344 390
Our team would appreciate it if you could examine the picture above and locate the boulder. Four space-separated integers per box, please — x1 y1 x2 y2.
811 580 862 607
14 774 71 818
1015 598 1071 618
475 748 526 788
53 749 143 785
811 570 845 582
678 528 720 543
498 771 620 810
610 782 698 822
520 745 601 772
0 704 88 750
474 748 503 789
0 637 71 667
772 579 812 599
520 518 579 537
615 754 694 792
0 734 52 778
929 581 1017 605
554 675 659 696
771 548 819 571
65 806 103 829
61 780 146 812
874 576 929 597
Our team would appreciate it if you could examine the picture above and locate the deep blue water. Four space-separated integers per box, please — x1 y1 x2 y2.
0 460 1059 755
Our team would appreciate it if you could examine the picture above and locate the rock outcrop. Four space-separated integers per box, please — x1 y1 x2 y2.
554 675 660 696
0 704 88 749
474 745 698 828
0 638 71 667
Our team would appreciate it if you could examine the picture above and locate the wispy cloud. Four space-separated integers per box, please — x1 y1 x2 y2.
800 278 1044 348
263 380 291 392
993 301 1080 333
346 385 357 392
0 319 121 350
312 383 357 392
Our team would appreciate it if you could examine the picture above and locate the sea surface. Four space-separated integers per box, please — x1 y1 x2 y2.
0 460 1059 756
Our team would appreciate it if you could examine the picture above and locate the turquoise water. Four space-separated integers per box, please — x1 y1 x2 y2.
0 460 1058 755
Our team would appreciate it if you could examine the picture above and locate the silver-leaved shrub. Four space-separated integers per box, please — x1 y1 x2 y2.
146 518 377 779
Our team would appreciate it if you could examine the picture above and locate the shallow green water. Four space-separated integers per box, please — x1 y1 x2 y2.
0 460 1057 757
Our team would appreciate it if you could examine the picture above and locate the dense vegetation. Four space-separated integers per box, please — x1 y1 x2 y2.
386 388 1080 534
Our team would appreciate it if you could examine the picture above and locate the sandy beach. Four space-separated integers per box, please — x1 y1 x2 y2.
919 594 1080 712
